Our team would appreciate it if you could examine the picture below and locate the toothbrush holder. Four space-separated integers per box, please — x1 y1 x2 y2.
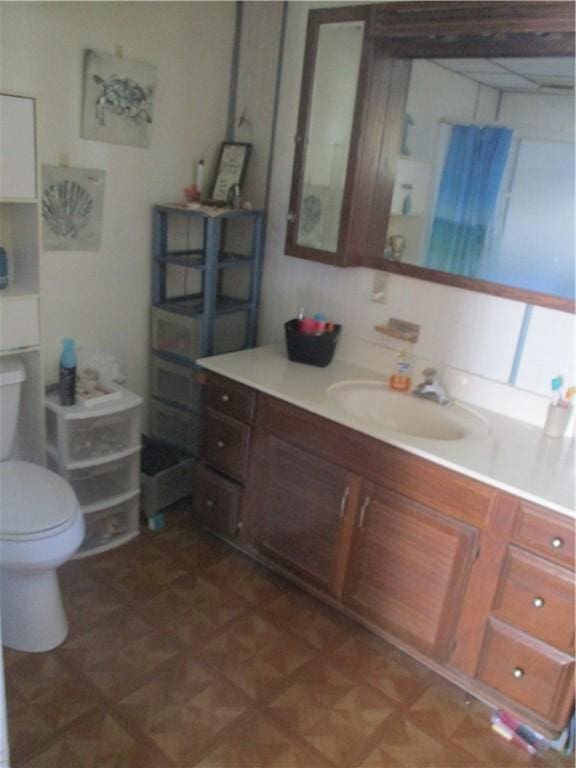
544 403 574 438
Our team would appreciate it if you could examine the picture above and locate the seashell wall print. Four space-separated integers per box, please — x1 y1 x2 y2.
41 166 105 251
42 180 94 239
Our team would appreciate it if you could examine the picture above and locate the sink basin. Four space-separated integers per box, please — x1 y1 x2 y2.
327 380 491 441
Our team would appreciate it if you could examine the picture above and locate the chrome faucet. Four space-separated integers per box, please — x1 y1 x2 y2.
413 368 452 406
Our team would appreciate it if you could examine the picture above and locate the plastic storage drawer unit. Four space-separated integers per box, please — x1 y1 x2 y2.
150 399 201 454
152 307 247 362
77 492 140 557
53 449 141 510
151 354 202 408
46 402 141 465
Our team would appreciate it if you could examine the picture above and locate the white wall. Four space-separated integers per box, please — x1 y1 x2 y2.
235 1 284 209
0 1 235 400
261 1 575 398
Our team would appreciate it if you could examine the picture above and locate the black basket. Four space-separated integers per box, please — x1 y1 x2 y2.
284 319 341 368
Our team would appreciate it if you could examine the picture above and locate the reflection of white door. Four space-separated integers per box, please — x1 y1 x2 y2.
494 139 575 297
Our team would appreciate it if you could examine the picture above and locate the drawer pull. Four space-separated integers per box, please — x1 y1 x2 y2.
216 440 225 449
358 496 371 528
551 536 564 549
206 499 214 508
532 596 545 608
339 485 350 518
512 667 525 679
220 394 230 403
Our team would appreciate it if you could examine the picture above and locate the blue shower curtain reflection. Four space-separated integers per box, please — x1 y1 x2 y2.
425 124 513 277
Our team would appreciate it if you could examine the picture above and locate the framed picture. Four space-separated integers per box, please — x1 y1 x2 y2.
211 142 251 202
82 49 157 148
42 165 106 251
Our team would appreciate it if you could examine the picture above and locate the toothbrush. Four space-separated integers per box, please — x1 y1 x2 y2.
562 386 575 408
551 376 563 405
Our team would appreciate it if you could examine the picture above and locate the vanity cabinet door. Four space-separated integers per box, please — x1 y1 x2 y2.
343 482 478 660
255 436 355 594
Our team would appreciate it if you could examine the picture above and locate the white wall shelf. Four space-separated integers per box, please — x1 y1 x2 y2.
0 91 45 465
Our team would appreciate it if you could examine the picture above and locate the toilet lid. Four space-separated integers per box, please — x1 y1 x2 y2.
0 461 79 539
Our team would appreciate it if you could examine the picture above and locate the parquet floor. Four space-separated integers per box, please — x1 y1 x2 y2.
4 504 573 768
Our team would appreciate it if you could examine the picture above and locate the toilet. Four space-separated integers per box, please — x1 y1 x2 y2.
0 358 85 652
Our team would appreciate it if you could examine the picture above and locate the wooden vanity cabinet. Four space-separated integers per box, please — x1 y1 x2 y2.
192 373 255 539
343 483 479 660
471 499 576 730
255 436 356 593
196 375 575 735
247 393 488 664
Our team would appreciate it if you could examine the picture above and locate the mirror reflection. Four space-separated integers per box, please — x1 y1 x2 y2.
297 21 364 252
386 57 575 301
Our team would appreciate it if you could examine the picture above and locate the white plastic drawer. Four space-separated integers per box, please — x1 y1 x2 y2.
150 399 201 454
152 307 247 362
80 493 140 554
46 405 141 464
151 355 202 408
62 450 140 509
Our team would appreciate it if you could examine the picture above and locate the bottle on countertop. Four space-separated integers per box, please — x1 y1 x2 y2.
389 347 412 392
59 337 77 406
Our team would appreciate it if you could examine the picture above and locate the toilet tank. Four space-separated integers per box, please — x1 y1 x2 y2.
0 357 26 460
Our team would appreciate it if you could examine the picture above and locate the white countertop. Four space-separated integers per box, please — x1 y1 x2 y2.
198 344 575 518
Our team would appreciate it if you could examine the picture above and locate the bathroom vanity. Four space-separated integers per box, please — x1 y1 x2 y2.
193 346 575 738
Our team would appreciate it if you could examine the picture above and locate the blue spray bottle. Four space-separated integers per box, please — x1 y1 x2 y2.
59 338 77 406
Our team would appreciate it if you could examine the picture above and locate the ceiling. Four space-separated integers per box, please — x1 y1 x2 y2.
433 57 575 94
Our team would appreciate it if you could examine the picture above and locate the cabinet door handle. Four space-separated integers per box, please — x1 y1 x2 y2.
532 596 545 608
358 496 371 528
512 667 525 679
216 440 225 449
339 485 350 518
551 536 564 549
220 394 230 403
206 498 214 508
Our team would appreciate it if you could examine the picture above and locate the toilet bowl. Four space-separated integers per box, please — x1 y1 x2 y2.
0 461 85 652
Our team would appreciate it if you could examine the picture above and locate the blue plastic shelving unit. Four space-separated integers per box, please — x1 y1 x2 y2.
152 204 264 361
149 204 264 459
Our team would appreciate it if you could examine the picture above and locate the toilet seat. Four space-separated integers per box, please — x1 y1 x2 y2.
0 461 80 541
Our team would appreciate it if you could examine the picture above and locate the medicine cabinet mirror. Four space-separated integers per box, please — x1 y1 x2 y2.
285 2 575 313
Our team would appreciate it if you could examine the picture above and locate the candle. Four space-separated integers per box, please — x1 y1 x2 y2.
196 158 204 194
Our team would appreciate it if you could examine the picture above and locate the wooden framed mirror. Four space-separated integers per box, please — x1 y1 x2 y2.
286 2 575 312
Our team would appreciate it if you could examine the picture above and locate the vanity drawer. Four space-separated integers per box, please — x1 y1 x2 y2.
477 619 575 723
193 464 242 539
202 409 251 483
204 374 256 424
513 502 575 569
493 547 575 653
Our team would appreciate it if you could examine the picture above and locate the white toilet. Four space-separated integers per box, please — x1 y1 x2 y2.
0 358 85 652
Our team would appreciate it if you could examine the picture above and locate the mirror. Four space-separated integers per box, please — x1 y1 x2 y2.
385 56 575 302
296 20 364 252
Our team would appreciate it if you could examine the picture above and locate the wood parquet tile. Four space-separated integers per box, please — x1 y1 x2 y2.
4 503 573 768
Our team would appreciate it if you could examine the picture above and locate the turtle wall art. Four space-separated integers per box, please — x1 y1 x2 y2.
82 49 157 148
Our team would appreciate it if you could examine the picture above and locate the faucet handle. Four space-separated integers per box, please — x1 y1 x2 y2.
421 367 438 383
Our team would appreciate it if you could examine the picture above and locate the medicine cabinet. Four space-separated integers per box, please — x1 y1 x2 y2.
285 2 575 312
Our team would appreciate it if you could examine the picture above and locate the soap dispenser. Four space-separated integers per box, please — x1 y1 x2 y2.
389 348 412 392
